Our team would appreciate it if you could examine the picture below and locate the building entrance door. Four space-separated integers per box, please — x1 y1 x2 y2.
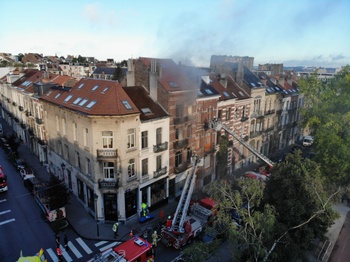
104 193 117 221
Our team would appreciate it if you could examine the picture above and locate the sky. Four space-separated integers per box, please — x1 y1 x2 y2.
1 0 349 68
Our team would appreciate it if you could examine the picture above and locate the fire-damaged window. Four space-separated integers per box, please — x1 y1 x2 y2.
175 152 182 167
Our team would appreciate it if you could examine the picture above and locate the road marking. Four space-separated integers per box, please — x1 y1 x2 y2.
61 244 73 262
68 241 82 258
95 240 108 247
77 237 93 254
99 242 119 253
0 199 6 203
0 218 15 225
46 248 58 262
0 209 11 215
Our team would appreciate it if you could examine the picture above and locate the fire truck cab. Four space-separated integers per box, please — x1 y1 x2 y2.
0 165 8 192
89 237 154 262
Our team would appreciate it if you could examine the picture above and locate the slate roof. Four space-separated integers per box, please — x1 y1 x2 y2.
209 74 250 100
122 86 169 121
243 66 264 89
40 78 139 116
257 72 284 95
92 67 117 75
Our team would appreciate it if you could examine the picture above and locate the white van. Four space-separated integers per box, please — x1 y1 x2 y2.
303 136 314 147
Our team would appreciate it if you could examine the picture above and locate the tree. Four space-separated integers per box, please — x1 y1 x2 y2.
113 66 123 82
263 152 339 261
46 175 70 210
298 66 350 185
216 135 229 178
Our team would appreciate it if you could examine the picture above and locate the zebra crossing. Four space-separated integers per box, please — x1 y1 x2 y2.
45 237 121 262
0 198 16 226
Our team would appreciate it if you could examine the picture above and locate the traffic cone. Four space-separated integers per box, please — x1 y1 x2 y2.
130 229 133 238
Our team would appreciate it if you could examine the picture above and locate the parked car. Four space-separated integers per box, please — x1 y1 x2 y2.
303 136 314 147
20 167 35 180
13 158 26 170
244 171 267 182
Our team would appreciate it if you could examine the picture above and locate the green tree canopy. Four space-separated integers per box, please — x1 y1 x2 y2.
46 175 70 210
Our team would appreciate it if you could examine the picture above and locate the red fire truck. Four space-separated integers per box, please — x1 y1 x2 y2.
89 237 154 262
0 165 8 192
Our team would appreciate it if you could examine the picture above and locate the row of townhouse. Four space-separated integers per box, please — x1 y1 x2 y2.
0 55 305 224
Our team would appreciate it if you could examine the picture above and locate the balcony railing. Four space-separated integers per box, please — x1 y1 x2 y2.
19 106 24 111
153 141 168 153
174 161 189 174
97 149 118 159
173 138 188 150
154 166 167 178
250 131 262 138
36 117 43 125
251 110 264 119
98 179 118 189
241 116 249 122
173 115 189 125
264 109 275 115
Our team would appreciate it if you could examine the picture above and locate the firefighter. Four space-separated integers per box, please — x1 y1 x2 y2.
56 246 63 261
142 202 149 217
152 231 158 247
112 221 119 238
166 216 172 230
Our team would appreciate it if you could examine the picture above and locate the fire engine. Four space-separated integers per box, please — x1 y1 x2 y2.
88 236 154 262
161 155 214 249
0 165 8 192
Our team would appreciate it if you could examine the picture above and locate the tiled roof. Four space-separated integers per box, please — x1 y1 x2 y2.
12 70 44 92
40 78 140 116
122 86 169 121
209 74 250 100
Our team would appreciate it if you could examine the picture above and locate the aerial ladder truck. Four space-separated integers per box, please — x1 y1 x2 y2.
209 118 274 169
161 155 212 249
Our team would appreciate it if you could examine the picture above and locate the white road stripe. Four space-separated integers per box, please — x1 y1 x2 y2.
0 199 6 203
95 240 108 247
68 241 82 258
60 244 73 262
77 237 92 254
99 242 119 253
0 210 11 215
0 218 15 225
46 248 58 262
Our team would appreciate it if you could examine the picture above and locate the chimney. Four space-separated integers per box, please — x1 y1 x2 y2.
201 75 210 85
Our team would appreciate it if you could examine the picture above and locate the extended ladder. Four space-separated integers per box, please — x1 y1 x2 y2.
209 119 274 167
171 156 201 233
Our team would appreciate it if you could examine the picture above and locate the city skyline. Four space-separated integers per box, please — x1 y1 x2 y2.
0 0 349 68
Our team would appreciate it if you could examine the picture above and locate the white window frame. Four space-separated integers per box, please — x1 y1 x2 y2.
127 129 135 149
102 131 113 148
128 159 135 178
103 162 115 179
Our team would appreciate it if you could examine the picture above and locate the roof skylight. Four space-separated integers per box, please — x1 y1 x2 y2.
73 97 82 105
54 93 61 99
77 83 84 89
205 88 213 95
92 85 99 91
64 95 73 102
86 100 96 109
78 98 89 106
122 100 133 110
223 91 230 97
101 87 109 94
141 108 152 114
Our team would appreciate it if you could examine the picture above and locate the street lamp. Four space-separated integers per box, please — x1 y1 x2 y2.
94 193 99 237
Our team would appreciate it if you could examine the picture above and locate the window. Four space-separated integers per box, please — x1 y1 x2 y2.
142 158 148 176
57 140 62 155
102 131 113 148
156 155 162 170
64 144 69 160
127 129 135 149
73 122 77 141
84 128 89 147
86 158 91 174
141 131 148 149
218 110 222 120
56 116 60 133
242 106 247 118
187 125 191 138
226 108 231 120
175 152 182 167
156 128 162 145
235 108 239 119
128 159 135 178
103 162 115 179
62 118 66 136
75 151 81 169
254 98 261 112
122 100 133 110
176 104 184 118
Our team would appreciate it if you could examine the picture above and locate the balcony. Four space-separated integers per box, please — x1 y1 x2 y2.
36 117 43 125
25 111 32 117
174 161 189 174
276 109 282 115
19 106 24 111
264 109 275 115
251 110 264 119
12 102 17 106
154 166 167 178
98 179 118 189
97 149 118 160
153 141 168 153
173 115 189 125
264 126 274 132
241 116 249 122
250 131 262 139
173 138 188 150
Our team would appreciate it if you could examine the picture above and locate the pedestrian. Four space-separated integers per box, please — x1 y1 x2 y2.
112 221 119 238
64 234 69 251
152 231 158 247
166 216 172 230
55 234 60 247
56 246 63 261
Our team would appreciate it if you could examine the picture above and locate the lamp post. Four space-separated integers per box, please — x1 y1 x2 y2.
94 193 99 237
